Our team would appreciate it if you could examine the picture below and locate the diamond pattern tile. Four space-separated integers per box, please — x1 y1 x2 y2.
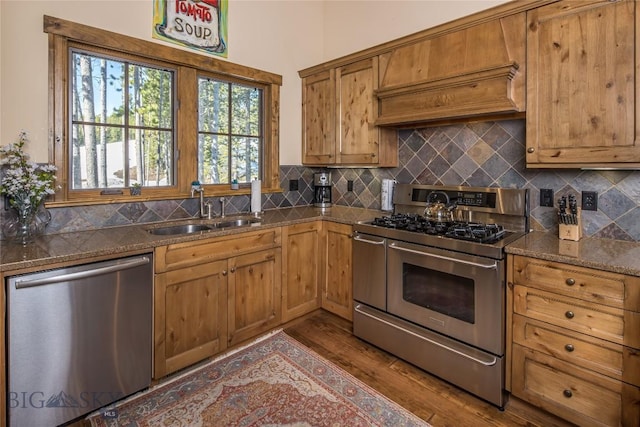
5 121 640 242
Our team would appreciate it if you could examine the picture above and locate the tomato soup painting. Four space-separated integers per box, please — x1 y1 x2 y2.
153 0 228 57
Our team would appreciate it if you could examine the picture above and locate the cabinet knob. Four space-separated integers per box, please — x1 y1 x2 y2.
222 270 228 276
566 278 576 286
565 311 575 319
563 389 573 398
230 267 236 273
527 147 535 153
565 344 575 352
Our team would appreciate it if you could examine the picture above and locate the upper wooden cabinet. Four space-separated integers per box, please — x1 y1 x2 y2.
526 0 640 168
375 13 527 126
301 58 397 166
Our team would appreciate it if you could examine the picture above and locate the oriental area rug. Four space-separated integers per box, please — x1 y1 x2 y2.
88 330 429 426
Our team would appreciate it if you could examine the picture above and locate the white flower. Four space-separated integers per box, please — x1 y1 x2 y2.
0 132 57 215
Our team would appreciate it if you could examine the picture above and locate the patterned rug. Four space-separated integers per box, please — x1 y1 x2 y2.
88 330 429 426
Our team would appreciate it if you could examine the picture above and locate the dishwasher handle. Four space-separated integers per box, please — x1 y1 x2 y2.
13 256 151 289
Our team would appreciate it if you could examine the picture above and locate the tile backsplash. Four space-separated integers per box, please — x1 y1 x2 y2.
5 119 640 241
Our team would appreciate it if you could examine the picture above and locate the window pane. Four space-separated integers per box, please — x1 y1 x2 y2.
231 85 261 136
71 52 125 125
231 136 260 183
199 134 229 184
199 79 229 133
129 129 173 187
71 49 175 191
71 124 125 189
128 65 173 129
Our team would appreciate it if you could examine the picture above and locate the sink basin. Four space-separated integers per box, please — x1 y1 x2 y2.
148 224 213 235
147 217 261 235
214 218 260 228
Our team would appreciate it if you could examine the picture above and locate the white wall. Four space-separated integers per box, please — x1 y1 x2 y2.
0 0 506 166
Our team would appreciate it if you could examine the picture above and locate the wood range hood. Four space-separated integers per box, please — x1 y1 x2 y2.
374 11 527 127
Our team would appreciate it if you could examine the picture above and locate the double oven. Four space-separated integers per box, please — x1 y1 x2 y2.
353 184 529 408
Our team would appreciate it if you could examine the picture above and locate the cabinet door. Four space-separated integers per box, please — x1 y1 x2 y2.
154 259 228 378
322 222 353 320
281 221 322 322
302 70 336 165
526 0 640 167
336 57 380 165
228 248 282 346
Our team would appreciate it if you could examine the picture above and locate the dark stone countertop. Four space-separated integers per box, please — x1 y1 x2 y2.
505 231 640 277
0 205 381 273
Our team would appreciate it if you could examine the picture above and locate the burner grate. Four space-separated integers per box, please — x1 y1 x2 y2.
371 214 506 243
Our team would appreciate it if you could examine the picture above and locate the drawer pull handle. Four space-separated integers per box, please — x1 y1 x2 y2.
565 344 575 352
563 389 573 398
565 278 576 286
565 311 575 319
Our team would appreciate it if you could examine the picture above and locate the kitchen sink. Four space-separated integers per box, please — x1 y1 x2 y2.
147 217 261 236
214 219 257 228
147 223 213 235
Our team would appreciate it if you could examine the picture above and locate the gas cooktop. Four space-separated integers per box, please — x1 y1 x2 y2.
370 213 506 244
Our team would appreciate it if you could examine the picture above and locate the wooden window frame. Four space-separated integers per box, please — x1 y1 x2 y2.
45 15 281 206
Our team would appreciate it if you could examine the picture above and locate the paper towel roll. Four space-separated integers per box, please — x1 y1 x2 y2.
251 179 261 213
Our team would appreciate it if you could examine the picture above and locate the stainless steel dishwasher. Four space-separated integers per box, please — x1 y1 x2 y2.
7 254 153 427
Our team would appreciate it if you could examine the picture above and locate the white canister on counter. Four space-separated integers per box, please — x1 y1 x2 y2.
381 179 396 211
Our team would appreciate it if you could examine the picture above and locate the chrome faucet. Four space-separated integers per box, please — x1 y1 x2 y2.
191 184 213 219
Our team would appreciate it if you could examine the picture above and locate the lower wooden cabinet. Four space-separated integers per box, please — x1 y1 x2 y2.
153 228 281 378
227 248 282 346
507 254 640 426
322 222 353 321
512 344 640 427
154 259 228 379
281 221 322 322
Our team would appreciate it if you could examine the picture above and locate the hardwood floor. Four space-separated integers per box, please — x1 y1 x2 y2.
284 310 575 427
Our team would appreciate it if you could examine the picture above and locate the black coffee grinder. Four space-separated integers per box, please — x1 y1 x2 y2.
313 172 332 208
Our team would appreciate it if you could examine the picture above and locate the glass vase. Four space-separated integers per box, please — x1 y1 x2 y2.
2 202 51 245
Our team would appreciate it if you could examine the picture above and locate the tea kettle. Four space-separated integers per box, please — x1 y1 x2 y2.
424 191 456 222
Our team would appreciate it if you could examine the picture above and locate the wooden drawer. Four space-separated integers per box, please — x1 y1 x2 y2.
512 255 640 312
513 284 640 348
512 344 640 427
513 314 640 387
155 227 281 273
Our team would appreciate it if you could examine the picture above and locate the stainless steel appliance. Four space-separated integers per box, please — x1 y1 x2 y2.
353 184 529 408
7 254 153 426
313 172 332 208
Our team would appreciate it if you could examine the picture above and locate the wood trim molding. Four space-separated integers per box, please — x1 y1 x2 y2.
44 15 282 86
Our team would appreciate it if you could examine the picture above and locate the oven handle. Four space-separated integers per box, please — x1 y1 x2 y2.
355 305 498 367
388 242 497 270
353 235 386 245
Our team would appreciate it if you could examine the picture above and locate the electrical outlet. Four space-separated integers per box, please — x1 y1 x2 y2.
288 179 299 191
582 191 598 211
347 180 354 192
540 188 554 207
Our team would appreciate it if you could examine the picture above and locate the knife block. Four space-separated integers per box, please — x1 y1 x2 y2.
559 207 582 242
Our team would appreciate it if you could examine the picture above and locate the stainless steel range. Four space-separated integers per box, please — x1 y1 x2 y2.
352 184 529 408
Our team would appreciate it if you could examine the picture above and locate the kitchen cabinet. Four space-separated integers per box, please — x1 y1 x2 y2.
227 248 282 346
281 221 322 322
322 222 353 321
526 0 640 168
506 255 640 426
154 259 227 379
301 57 397 166
153 228 281 378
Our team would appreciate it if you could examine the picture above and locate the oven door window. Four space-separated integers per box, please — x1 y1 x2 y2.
402 263 474 324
